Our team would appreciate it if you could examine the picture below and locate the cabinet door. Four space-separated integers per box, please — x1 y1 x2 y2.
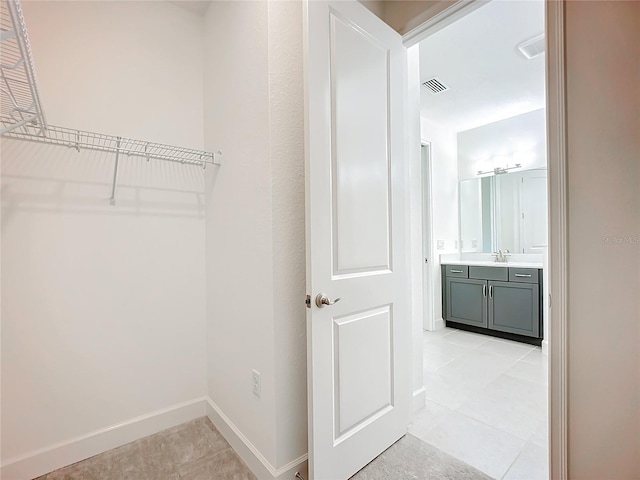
445 278 487 328
488 281 539 337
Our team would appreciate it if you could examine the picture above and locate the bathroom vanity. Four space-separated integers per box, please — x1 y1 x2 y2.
441 261 543 346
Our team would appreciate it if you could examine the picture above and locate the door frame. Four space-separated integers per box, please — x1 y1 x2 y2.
403 2 568 480
420 142 436 331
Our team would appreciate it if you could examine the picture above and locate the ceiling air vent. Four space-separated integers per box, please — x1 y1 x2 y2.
422 77 449 94
517 34 545 59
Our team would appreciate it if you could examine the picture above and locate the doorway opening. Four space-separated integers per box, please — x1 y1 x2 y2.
412 1 550 478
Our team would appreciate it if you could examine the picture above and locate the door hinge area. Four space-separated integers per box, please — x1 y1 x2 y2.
305 294 311 309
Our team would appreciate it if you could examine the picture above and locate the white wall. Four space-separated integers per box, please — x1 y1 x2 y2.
458 178 482 252
494 172 520 253
421 117 458 324
27 1 205 147
203 0 307 474
565 2 640 477
1 0 207 469
457 109 546 181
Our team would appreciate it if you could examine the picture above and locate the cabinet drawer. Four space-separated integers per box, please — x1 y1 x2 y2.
444 265 468 278
509 268 539 283
469 266 507 281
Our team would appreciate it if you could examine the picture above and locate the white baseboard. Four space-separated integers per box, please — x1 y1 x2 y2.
542 339 549 355
1 398 208 480
2 397 309 480
412 386 426 413
434 318 445 330
205 398 308 480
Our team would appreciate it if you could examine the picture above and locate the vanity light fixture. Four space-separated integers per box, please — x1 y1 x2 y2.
476 153 523 176
477 163 522 176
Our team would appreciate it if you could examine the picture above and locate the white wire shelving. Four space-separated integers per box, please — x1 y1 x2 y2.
0 0 46 135
2 122 221 167
0 0 221 205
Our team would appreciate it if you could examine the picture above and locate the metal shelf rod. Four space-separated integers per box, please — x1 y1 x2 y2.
0 113 35 134
109 137 121 206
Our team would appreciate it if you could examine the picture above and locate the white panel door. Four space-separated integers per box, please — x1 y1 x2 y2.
304 2 410 479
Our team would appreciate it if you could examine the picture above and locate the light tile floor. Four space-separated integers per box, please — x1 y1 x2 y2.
410 327 549 480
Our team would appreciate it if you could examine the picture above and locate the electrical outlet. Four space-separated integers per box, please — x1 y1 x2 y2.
436 239 445 250
252 369 261 398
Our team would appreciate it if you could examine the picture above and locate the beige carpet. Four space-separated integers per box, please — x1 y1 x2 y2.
34 418 256 480
351 434 494 480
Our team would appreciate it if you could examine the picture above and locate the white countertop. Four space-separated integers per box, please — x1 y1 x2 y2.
442 259 543 268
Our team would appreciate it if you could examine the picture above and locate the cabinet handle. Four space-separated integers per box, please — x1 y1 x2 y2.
514 273 532 278
483 285 487 297
450 269 463 273
489 285 493 298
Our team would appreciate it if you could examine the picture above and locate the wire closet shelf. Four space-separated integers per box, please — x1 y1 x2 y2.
0 0 221 203
2 123 220 167
0 0 46 136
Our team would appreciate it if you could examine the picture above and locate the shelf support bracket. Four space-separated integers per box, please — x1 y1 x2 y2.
109 137 121 206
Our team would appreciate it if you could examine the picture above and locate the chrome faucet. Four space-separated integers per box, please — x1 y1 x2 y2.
492 249 511 263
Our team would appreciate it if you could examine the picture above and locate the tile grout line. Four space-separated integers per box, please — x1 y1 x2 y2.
452 402 541 445
414 409 529 480
499 435 539 480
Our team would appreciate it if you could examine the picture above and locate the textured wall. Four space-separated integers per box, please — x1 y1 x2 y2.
267 0 308 468
203 0 307 471
203 0 277 466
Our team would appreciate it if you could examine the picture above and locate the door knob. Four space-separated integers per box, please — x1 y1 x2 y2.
315 293 342 308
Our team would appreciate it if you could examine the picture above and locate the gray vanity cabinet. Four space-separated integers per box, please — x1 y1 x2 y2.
442 264 542 341
445 278 488 328
488 281 539 337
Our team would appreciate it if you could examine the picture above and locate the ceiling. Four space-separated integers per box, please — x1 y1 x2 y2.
419 0 545 132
